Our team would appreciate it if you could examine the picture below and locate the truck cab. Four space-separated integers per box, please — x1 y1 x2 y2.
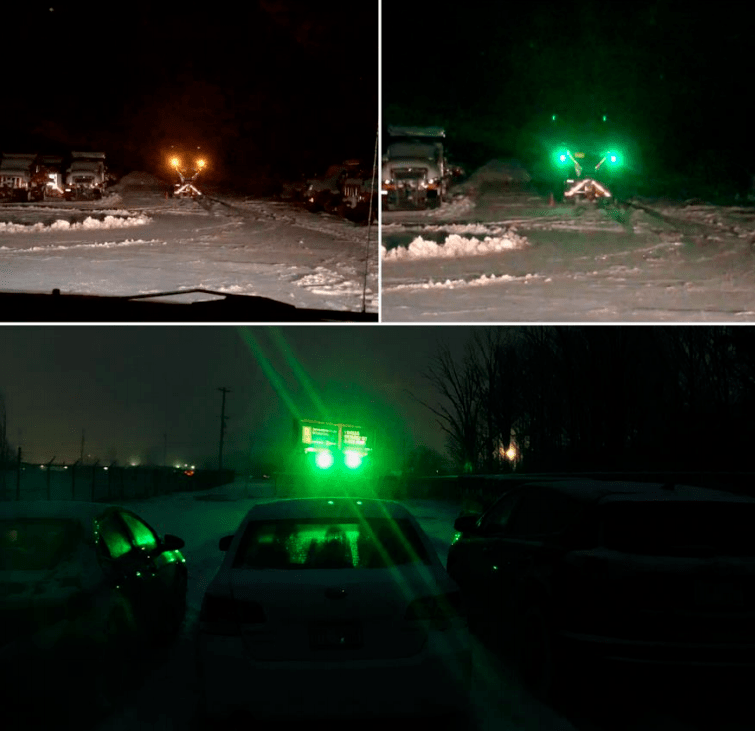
65 152 107 200
382 126 448 210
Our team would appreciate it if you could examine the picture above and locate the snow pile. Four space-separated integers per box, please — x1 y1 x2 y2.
427 195 475 218
386 272 540 290
109 171 167 191
466 158 532 184
4 239 162 253
382 231 527 260
0 215 151 234
417 223 511 235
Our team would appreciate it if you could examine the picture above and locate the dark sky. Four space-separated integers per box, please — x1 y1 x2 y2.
383 0 754 181
2 1 377 180
0 326 472 470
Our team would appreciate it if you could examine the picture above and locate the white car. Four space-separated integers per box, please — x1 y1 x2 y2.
196 497 472 724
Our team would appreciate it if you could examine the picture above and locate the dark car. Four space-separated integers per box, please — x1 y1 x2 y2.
0 500 187 718
446 479 755 701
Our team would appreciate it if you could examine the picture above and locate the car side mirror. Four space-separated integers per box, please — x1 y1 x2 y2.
162 534 185 550
453 514 481 534
219 535 233 551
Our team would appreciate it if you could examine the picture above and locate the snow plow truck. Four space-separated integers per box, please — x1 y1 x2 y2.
382 126 449 210
275 418 379 497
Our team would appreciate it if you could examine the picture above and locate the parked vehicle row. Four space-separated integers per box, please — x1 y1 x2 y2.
1 496 471 726
5 480 751 725
0 151 110 202
302 159 378 223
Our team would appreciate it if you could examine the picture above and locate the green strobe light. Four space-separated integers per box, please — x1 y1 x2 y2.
344 451 363 469
315 451 334 469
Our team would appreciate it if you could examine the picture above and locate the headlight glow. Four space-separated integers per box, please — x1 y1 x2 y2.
315 451 334 469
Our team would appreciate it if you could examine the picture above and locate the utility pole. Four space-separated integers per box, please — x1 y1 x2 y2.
218 387 230 471
80 429 85 463
163 432 167 466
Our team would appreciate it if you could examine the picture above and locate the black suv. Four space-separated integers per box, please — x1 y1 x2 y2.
446 479 755 700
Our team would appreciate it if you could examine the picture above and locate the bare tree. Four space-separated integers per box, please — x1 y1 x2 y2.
419 340 481 473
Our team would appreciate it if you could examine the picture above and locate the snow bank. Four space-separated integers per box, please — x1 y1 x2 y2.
386 272 540 290
466 158 532 184
382 231 528 260
110 171 167 190
0 215 152 234
0 239 162 253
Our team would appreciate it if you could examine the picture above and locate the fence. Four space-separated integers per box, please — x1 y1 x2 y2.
0 452 235 503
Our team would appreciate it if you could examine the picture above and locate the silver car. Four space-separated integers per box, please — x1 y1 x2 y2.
197 497 472 724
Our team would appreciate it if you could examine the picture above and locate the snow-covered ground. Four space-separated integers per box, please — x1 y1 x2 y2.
0 174 377 315
381 188 755 322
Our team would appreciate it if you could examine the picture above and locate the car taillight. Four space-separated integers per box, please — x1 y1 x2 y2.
199 594 265 634
405 590 466 626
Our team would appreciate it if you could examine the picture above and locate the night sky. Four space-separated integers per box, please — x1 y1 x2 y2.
383 0 754 192
0 326 470 471
2 1 377 182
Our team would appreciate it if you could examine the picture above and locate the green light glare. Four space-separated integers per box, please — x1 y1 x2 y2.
344 451 363 469
268 328 329 420
237 328 301 420
316 451 334 469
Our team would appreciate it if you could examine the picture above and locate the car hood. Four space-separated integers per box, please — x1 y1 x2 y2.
0 288 378 322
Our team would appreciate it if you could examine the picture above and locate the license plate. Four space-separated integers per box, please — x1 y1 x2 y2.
694 580 744 609
310 622 362 649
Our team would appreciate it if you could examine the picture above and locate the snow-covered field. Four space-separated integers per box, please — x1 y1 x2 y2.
381 188 755 322
0 174 377 315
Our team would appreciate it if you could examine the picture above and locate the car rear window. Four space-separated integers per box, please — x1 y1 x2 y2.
233 518 433 570
0 519 83 571
600 501 755 556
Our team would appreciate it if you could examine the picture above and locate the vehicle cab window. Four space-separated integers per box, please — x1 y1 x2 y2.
480 491 520 534
97 513 133 560
119 512 158 552
505 486 584 538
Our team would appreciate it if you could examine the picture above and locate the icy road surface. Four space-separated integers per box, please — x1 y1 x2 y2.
0 181 377 316
381 189 755 322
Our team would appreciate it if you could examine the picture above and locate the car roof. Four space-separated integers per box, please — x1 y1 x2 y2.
516 479 755 505
0 500 120 525
244 497 415 521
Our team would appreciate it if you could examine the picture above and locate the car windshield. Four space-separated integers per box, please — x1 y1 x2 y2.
0 519 83 571
600 501 755 556
234 518 432 570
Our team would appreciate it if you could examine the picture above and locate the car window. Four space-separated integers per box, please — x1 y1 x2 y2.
506 487 585 538
119 512 158 552
97 513 134 560
233 518 433 570
0 519 82 571
480 491 520 533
